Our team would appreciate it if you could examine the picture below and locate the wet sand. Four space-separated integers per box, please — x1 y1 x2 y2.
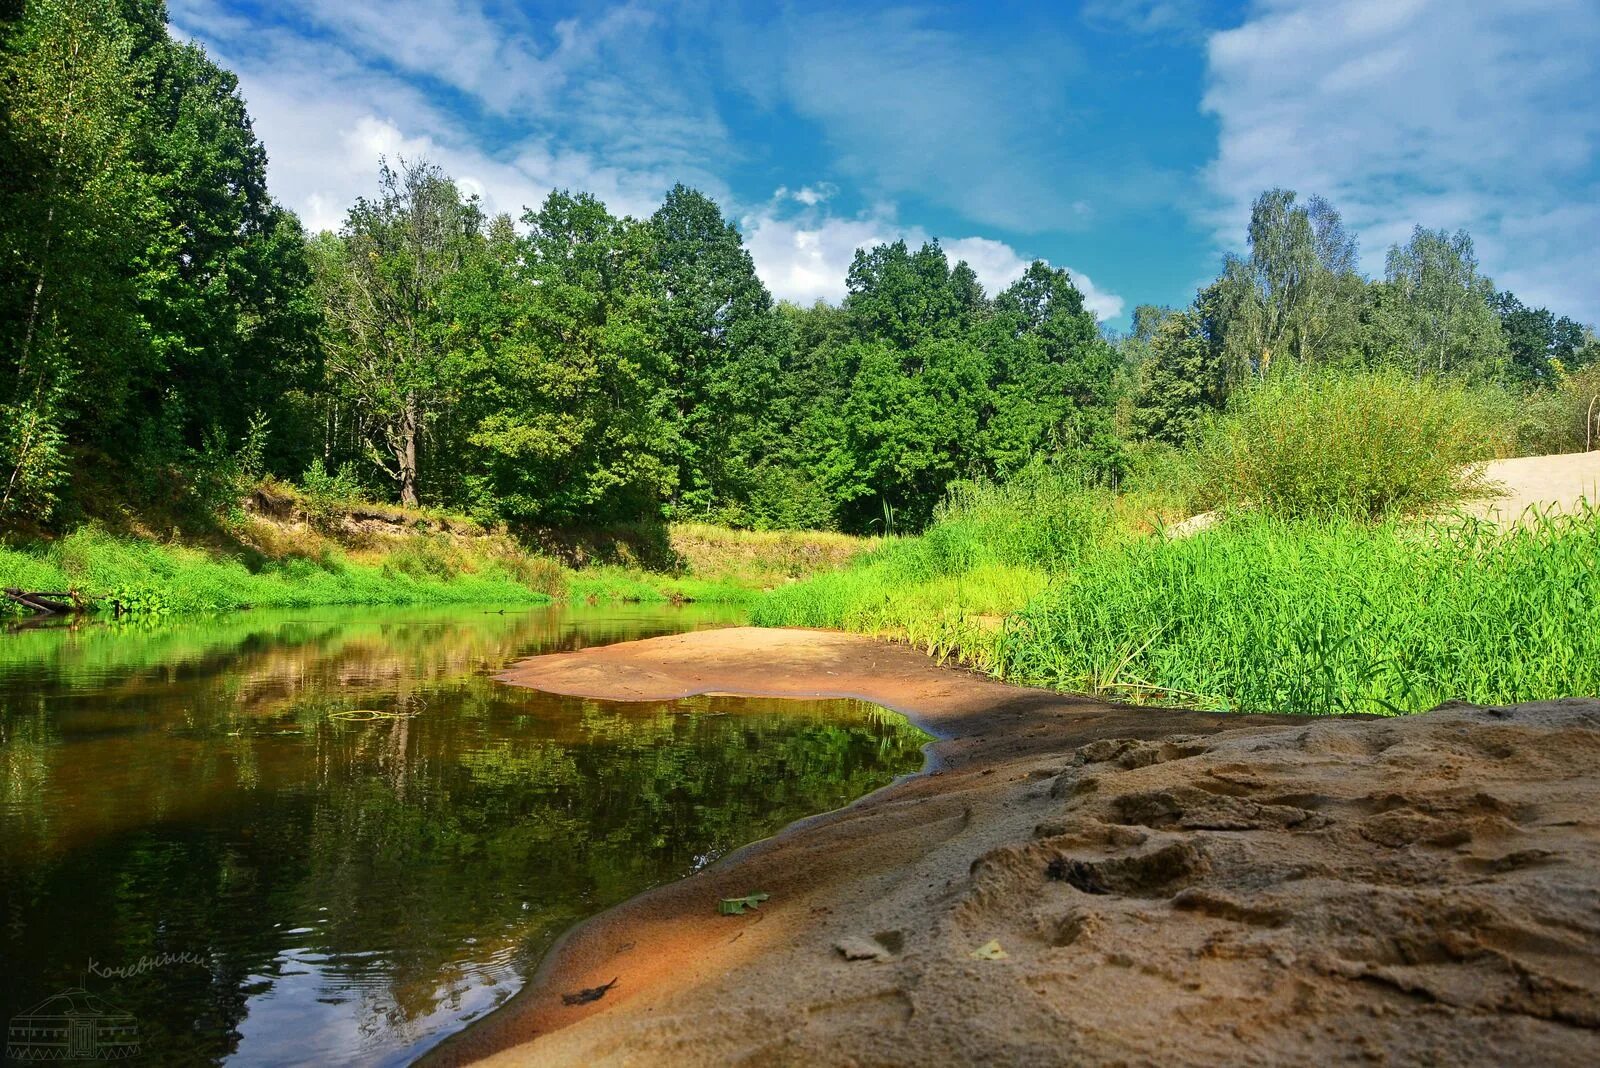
424 628 1600 1067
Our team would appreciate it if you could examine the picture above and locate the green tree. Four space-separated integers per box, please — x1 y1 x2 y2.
984 262 1122 477
314 159 484 506
1212 189 1367 381
0 0 145 519
1490 290 1587 386
130 33 320 460
648 186 785 519
462 191 675 524
1131 292 1228 445
844 240 986 348
1377 226 1507 380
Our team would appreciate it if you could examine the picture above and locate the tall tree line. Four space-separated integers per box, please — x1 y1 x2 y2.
5 4 1595 536
1126 189 1598 445
308 169 1120 533
0 0 318 522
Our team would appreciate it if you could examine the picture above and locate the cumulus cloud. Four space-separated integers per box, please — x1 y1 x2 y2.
1201 0 1600 321
741 208 1124 321
170 0 727 231
169 1 1123 319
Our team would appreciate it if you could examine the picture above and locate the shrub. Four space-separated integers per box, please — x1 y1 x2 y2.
1191 368 1512 520
1515 364 1600 456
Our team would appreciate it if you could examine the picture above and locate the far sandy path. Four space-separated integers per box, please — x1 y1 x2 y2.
1472 450 1600 523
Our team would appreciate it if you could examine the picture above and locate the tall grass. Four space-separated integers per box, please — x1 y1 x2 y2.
756 393 1598 716
753 467 1119 668
1001 508 1600 714
1192 368 1512 520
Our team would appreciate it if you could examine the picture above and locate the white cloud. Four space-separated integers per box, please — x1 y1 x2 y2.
1081 0 1210 37
727 7 1102 235
791 183 837 207
168 2 1125 320
1202 0 1600 321
741 210 1124 321
170 0 732 231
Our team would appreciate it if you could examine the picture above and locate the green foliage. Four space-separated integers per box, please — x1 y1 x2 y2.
1375 226 1508 380
1130 305 1226 445
1191 368 1511 520
313 159 485 506
1002 510 1600 714
297 457 368 528
1491 290 1589 387
461 191 677 526
0 0 317 524
1209 189 1366 378
650 185 785 520
0 392 69 520
1514 364 1600 455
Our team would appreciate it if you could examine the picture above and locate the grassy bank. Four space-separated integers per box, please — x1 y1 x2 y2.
751 471 1118 669
0 496 874 617
1004 510 1600 713
0 527 552 615
757 496 1600 715
756 371 1600 716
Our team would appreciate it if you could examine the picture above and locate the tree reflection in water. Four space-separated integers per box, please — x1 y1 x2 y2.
0 605 928 1066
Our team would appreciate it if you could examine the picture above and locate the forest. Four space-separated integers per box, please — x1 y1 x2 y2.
5 0 1597 546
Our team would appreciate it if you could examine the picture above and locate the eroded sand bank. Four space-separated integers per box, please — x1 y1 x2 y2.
425 627 1600 1067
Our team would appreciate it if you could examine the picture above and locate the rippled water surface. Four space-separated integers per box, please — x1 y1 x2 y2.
0 605 929 1066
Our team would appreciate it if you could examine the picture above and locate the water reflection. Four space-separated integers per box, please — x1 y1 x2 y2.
0 605 928 1066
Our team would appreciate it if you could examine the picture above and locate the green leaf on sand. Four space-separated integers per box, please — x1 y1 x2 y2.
718 892 771 915
969 939 1008 960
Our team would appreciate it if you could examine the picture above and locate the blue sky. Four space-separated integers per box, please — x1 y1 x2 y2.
168 0 1600 328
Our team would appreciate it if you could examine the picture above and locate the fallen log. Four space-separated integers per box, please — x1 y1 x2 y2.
3 588 84 615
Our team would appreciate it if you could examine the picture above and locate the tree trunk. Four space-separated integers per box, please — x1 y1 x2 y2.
399 396 419 507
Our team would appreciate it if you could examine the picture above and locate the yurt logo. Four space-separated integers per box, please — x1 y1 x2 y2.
6 987 140 1062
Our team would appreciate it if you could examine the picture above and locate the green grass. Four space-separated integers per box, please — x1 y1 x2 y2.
563 565 758 606
752 468 1119 668
755 451 1600 715
0 527 550 615
1002 509 1600 714
0 521 794 619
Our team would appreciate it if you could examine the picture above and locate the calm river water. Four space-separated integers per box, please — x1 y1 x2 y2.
0 604 928 1065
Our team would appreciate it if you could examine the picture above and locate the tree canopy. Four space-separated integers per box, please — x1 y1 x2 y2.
3 0 1595 536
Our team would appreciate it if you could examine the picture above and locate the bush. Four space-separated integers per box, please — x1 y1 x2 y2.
1515 364 1600 456
299 459 368 529
1192 368 1512 520
0 397 69 523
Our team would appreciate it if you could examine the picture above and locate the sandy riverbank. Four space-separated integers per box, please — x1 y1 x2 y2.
424 627 1600 1066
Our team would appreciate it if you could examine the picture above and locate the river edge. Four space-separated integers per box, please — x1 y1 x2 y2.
423 627 1600 1067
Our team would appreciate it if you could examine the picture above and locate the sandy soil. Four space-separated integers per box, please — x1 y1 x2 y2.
1471 451 1600 524
422 628 1600 1067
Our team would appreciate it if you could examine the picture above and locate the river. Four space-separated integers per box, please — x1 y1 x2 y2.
0 604 928 1066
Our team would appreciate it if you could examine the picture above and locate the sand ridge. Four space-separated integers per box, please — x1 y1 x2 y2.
423 627 1600 1067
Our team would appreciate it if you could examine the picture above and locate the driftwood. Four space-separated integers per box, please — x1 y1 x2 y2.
3 588 84 615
